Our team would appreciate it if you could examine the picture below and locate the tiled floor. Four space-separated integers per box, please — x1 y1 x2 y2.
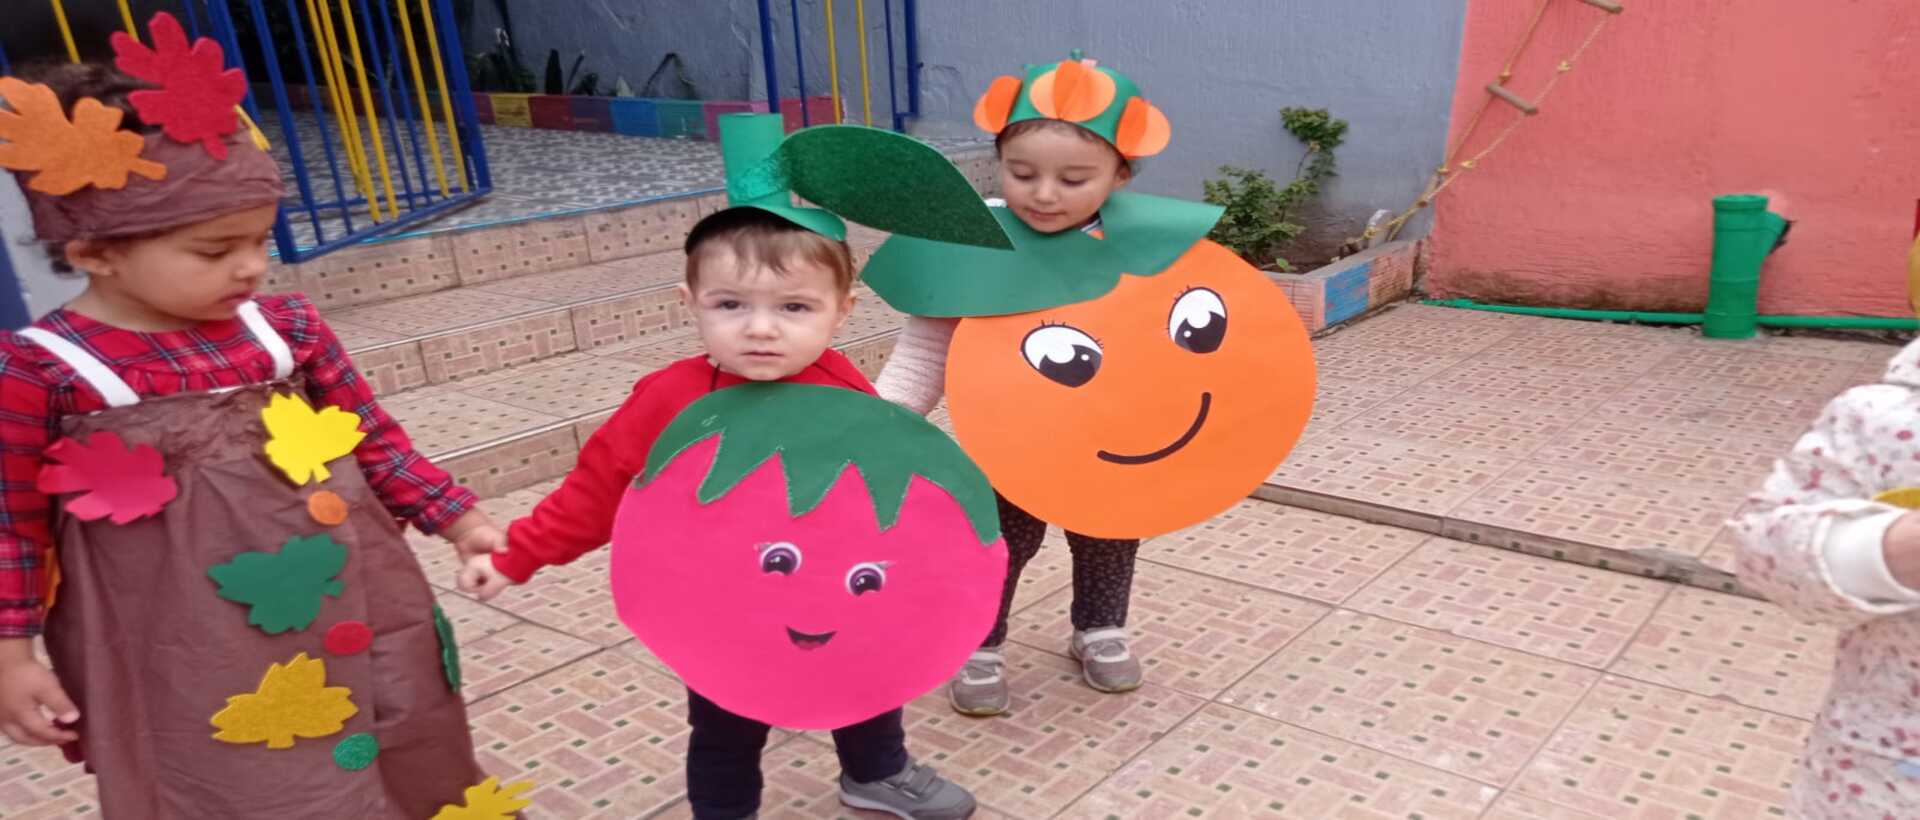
261 112 988 252
0 306 1884 817
1 493 1841 818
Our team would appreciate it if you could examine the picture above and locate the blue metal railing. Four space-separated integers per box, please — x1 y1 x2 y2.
754 0 920 132
0 224 27 330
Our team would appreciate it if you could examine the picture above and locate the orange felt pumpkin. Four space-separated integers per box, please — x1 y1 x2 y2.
945 240 1315 539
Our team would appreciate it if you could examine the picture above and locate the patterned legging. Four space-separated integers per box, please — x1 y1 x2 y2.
981 492 1140 648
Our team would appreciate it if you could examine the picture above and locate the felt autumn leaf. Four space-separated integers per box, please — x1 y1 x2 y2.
207 534 347 634
0 77 166 195
431 777 534 820
35 431 177 524
262 392 367 485
112 11 245 159
433 604 461 690
210 652 358 749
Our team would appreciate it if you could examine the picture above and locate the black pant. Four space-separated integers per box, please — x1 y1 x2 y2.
685 689 908 819
981 492 1141 647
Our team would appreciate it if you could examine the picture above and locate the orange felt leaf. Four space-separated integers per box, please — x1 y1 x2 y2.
1029 59 1115 123
972 75 1023 134
0 78 166 195
1115 97 1171 158
113 11 246 159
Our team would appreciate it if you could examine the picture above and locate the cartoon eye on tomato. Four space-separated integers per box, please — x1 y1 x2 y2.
863 191 1317 540
610 383 1006 730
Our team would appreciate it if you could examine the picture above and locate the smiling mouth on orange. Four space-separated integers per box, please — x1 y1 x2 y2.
1098 392 1212 465
786 627 836 650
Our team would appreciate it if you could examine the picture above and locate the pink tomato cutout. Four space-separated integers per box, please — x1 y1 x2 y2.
611 437 1008 730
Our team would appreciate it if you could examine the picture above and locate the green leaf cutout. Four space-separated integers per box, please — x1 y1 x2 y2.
207 534 347 635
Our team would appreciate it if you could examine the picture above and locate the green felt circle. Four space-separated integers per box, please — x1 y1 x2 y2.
332 732 378 771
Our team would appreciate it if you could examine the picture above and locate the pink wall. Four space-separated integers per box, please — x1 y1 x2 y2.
1427 0 1920 316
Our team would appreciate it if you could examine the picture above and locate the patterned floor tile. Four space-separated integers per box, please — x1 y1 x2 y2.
1478 793 1608 819
1400 359 1636 414
458 356 650 418
646 737 1024 820
1060 704 1498 819
466 650 692 818
1266 432 1522 517
1301 376 1412 442
460 622 601 703
1145 499 1428 605
408 527 470 592
471 261 677 305
1320 309 1514 358
1007 563 1330 698
1528 416 1786 492
330 319 407 351
1699 527 1740 574
329 288 554 338
1640 345 1863 399
384 390 566 455
1452 462 1744 557
0 745 97 819
1468 330 1686 375
488 551 633 648
1005 531 1076 623
1609 587 1836 719
1356 391 1579 458
1219 610 1601 784
1345 538 1671 668
437 587 527 639
893 652 1206 819
1310 339 1471 387
612 639 680 682
1510 675 1807 818
1587 380 1829 443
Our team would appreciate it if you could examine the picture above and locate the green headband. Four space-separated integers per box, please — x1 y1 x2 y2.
971 50 1170 159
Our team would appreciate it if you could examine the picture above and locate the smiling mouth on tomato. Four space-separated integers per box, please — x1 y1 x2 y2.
786 627 837 650
1098 392 1212 465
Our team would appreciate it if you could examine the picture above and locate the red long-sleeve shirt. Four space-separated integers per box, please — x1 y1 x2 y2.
495 350 874 582
0 293 477 637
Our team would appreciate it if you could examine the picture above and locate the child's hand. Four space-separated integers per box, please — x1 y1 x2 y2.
1886 510 1920 590
0 640 79 746
458 553 517 601
453 524 509 561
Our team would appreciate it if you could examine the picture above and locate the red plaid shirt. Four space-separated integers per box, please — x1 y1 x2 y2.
0 293 476 637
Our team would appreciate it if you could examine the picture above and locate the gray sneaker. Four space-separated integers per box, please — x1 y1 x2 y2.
1069 628 1143 693
839 760 976 819
948 647 1009 716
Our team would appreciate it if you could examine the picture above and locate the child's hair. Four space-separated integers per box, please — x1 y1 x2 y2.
11 61 160 275
994 119 1134 177
684 209 856 294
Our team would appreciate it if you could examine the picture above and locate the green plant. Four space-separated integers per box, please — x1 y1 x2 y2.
1203 107 1349 271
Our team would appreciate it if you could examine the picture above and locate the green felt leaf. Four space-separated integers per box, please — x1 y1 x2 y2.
206 534 347 635
433 604 461 691
775 125 1012 250
332 732 378 771
860 191 1225 317
639 383 1000 544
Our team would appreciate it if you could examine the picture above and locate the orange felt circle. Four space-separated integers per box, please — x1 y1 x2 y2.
1115 97 1171 158
972 75 1024 134
1027 60 1116 123
307 490 350 526
945 240 1315 539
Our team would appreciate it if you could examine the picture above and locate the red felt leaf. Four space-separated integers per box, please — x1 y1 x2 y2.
112 11 245 159
36 431 178 525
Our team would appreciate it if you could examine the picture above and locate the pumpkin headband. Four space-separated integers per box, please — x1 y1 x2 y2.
0 11 283 243
971 50 1171 159
687 112 1012 252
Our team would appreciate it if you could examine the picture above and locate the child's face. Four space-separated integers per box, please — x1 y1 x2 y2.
997 127 1131 234
680 250 854 381
69 204 276 329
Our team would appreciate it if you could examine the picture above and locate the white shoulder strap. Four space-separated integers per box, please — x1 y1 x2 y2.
17 327 141 408
236 300 294 380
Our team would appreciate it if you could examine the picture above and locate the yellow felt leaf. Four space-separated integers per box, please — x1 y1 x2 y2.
1875 487 1920 509
431 777 534 820
262 393 367 486
209 652 358 749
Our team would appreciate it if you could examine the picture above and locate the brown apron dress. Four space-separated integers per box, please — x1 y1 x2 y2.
22 303 484 819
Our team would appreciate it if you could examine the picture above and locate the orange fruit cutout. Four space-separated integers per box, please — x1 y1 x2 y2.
1028 60 1116 123
307 490 350 526
1115 97 1171 158
945 240 1315 539
972 75 1024 134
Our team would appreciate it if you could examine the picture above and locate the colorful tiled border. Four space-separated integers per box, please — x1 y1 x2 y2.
1275 240 1419 334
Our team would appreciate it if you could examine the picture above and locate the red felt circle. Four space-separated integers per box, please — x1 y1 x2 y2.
324 620 373 655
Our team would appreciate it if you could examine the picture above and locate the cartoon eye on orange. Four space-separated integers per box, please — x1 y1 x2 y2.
943 240 1314 538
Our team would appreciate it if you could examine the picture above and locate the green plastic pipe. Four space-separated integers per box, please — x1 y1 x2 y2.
1420 298 1919 331
1703 194 1789 339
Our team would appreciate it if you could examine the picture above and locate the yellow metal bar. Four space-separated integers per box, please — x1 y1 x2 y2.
115 0 138 36
412 0 467 191
855 0 872 124
335 0 400 218
823 0 841 123
49 0 80 63
392 0 451 196
311 0 381 220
